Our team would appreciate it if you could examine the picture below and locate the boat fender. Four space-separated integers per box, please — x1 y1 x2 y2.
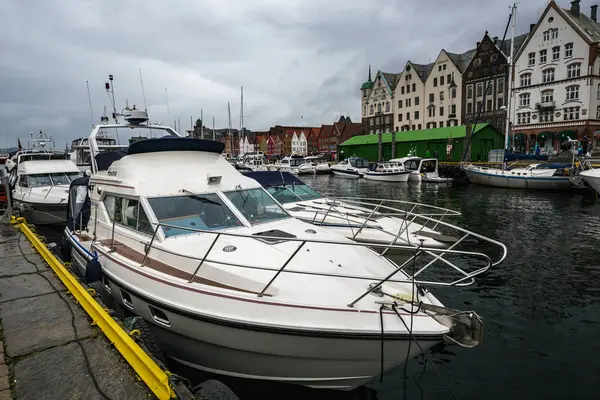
85 259 102 283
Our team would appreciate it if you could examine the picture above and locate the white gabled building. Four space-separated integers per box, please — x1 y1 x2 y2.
238 136 251 155
291 131 308 155
512 0 600 154
360 67 398 134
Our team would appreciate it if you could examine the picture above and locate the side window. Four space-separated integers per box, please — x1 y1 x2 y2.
103 195 152 234
19 175 28 187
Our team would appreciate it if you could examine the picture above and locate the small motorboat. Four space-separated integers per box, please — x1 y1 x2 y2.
65 109 498 391
273 154 307 174
9 132 81 224
297 162 315 175
364 162 410 182
390 157 452 183
305 155 331 175
330 157 369 178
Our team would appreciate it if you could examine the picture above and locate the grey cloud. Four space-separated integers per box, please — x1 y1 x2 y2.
2 0 591 147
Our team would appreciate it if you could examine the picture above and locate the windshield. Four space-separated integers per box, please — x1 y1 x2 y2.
148 193 244 237
27 172 81 187
225 188 289 224
266 184 322 204
349 159 368 168
290 159 305 167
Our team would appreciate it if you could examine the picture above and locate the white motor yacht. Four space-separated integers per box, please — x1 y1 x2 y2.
274 154 308 174
580 168 600 194
390 157 452 183
64 111 498 390
69 132 128 172
330 157 369 178
305 155 331 175
461 162 573 190
364 162 410 182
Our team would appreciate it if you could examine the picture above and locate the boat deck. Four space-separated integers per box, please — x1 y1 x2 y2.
0 224 150 399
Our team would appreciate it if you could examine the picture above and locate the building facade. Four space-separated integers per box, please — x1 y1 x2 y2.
393 62 427 132
512 0 600 154
360 67 396 134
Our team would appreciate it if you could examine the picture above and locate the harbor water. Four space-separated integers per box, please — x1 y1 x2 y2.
38 176 600 399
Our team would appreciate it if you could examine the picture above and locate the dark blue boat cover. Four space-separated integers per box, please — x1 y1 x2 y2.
242 171 304 187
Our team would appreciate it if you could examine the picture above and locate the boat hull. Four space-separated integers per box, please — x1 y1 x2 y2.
331 169 361 178
581 171 600 194
14 200 67 225
101 273 441 390
364 172 410 182
407 172 421 182
463 168 572 190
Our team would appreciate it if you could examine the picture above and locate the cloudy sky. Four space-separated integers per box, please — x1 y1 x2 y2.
0 0 592 147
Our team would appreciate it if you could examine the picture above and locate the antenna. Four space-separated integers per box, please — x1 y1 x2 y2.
212 116 215 141
228 102 233 156
165 87 171 120
201 109 204 139
105 74 118 123
86 81 95 126
139 68 148 111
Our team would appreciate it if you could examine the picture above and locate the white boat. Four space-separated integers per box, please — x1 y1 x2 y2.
390 157 452 183
364 162 410 182
69 131 128 172
273 155 308 174
461 162 573 190
297 162 315 175
330 157 369 178
243 157 269 171
580 168 600 194
64 110 498 390
9 132 81 225
305 155 331 175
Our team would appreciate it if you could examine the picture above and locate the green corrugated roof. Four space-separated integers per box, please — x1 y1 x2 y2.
340 123 491 146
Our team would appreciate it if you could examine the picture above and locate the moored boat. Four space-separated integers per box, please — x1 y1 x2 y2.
364 162 410 182
461 162 573 190
580 168 600 194
64 111 499 391
330 157 369 178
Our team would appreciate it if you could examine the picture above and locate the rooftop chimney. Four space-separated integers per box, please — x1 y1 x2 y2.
530 23 536 33
571 0 580 18
592 5 598 21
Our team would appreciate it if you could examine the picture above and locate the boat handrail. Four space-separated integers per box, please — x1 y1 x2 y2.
105 213 505 305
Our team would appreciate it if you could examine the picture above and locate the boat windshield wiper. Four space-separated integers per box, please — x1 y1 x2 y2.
180 189 222 206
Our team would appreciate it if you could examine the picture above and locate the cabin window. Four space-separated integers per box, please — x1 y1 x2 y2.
23 172 81 188
104 195 154 235
225 188 288 225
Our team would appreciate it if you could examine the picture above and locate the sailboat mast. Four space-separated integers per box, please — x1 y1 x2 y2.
505 3 517 151
228 102 233 156
240 86 244 153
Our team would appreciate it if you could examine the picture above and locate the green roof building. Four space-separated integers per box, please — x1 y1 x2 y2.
339 124 503 162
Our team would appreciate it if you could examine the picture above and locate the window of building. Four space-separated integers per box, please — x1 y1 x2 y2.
487 99 492 111
567 63 581 78
401 87 405 95
440 106 444 116
433 77 438 87
418 124 422 129
451 104 456 115
541 90 554 103
428 107 436 118
440 76 445 85
552 46 560 61
438 65 442 72
528 52 535 66
412 83 416 91
369 105 374 115
407 85 411 93
566 85 579 100
406 112 410 120
542 68 555 83
551 28 558 39
440 91 445 101
520 73 531 87
429 93 434 103
407 98 412 107
443 64 447 70
398 100 402 108
487 81 493 95
517 112 531 124
540 49 547 64
414 111 420 120
467 102 473 114
385 102 390 112
539 109 554 122
597 83 600 99
477 101 482 112
497 78 504 93
451 87 457 98
476 83 483 97
467 84 473 99
565 43 573 58
497 97 503 107
370 119 374 126
519 93 530 107
564 106 580 120
384 115 390 124
363 91 367 98
415 96 420 106
398 113 402 122
447 74 451 83
363 106 366 115
377 103 382 113
543 30 550 41
597 106 600 119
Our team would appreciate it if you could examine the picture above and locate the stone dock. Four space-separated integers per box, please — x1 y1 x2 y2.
0 223 152 399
